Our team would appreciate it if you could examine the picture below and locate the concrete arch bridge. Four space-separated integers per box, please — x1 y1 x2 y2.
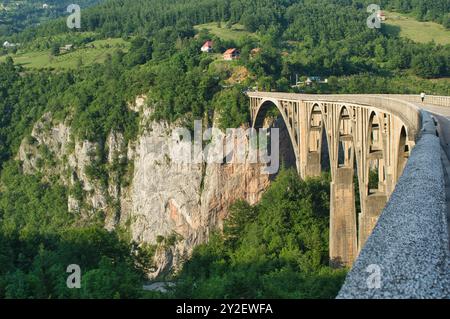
247 92 450 276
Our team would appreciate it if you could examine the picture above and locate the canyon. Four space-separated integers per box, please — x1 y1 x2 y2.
17 96 272 277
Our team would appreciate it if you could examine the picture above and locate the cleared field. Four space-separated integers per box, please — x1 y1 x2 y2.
0 38 130 69
194 22 257 42
384 11 450 45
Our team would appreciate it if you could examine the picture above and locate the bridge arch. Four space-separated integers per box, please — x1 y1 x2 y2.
366 111 386 196
253 98 300 172
397 125 409 181
306 103 331 175
248 92 422 267
336 106 356 169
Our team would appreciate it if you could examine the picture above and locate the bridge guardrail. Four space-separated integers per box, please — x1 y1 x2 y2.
386 95 450 108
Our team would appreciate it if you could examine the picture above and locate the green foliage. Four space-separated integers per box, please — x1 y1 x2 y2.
0 161 71 237
0 0 102 40
0 156 153 299
172 170 346 299
444 14 450 29
0 227 151 299
147 38 221 122
368 169 380 191
301 74 450 95
382 0 449 25
213 87 250 130
125 37 153 67
50 43 60 56
412 51 448 79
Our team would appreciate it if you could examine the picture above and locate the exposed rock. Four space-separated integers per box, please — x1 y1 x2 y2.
123 116 270 277
18 112 71 177
16 96 272 278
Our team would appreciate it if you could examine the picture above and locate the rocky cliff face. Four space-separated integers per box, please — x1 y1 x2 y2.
17 96 271 277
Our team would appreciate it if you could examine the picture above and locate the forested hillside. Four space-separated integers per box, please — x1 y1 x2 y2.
381 0 450 27
10 0 450 40
0 0 102 38
0 0 449 299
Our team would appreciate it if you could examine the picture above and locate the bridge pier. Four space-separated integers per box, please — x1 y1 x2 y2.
358 194 387 250
330 167 358 267
305 152 322 177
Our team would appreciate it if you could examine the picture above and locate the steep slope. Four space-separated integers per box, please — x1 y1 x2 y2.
16 96 271 276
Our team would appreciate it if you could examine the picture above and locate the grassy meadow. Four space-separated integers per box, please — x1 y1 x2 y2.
384 11 450 45
0 38 130 69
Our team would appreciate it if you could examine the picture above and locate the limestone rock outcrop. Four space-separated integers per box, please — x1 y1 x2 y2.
17 96 271 277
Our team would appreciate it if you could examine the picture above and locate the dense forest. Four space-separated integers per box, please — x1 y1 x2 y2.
8 0 450 41
0 0 449 298
0 0 102 37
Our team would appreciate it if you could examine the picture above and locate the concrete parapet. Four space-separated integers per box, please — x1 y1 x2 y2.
387 95 450 108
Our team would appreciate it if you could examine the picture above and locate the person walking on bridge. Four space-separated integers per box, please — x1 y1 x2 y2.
420 92 426 103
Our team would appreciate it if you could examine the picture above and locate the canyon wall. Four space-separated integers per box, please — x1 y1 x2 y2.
17 96 271 277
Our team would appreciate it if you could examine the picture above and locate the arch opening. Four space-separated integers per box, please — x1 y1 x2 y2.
367 112 385 196
308 104 331 175
397 126 409 180
254 101 297 176
337 107 353 169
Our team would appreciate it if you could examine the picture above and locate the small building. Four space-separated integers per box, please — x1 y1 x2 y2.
201 40 213 53
377 11 386 21
223 48 240 61
3 41 17 48
305 76 328 86
42 4 49 9
60 44 74 53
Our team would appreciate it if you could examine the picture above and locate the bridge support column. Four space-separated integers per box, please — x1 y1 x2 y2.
330 167 358 267
305 152 321 177
358 194 387 250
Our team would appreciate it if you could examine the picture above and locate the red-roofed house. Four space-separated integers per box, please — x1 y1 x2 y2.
223 48 240 61
377 11 386 21
201 40 213 53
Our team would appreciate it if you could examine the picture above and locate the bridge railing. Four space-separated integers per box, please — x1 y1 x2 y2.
248 91 450 108
385 94 450 108
337 111 450 299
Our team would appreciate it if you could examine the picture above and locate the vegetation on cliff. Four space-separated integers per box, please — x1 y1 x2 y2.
171 170 346 299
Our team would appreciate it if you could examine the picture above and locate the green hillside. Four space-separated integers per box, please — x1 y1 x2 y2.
384 11 450 45
0 38 130 69
194 22 258 42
